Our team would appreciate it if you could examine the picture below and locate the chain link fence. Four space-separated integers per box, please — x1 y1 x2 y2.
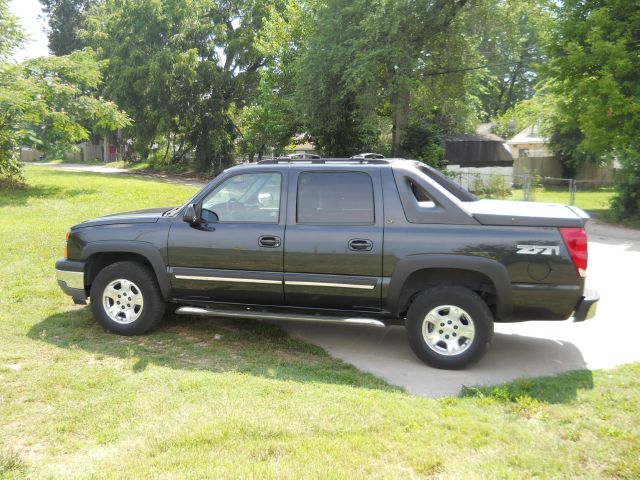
447 170 615 211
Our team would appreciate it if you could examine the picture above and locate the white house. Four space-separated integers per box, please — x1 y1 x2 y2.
506 124 552 158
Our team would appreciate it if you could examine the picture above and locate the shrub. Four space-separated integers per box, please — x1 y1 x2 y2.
471 174 512 199
0 150 25 184
610 148 640 221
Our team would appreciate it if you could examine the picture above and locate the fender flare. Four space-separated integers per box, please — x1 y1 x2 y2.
81 241 171 300
386 254 513 318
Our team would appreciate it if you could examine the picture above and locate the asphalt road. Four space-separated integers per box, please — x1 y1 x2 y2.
276 220 640 396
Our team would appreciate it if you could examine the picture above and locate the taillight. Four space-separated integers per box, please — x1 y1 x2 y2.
560 227 588 277
64 230 70 259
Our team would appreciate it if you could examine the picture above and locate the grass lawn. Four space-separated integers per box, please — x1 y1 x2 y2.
501 186 615 217
1 166 639 479
508 186 634 227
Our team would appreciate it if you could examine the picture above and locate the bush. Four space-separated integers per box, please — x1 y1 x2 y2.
471 174 512 199
401 120 445 168
610 148 640 221
0 150 25 184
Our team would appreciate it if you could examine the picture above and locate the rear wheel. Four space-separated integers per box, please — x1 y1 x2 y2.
90 261 165 335
406 285 493 369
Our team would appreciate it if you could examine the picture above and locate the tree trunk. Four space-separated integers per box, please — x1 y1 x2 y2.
391 81 410 156
163 131 171 163
503 61 522 113
102 135 109 162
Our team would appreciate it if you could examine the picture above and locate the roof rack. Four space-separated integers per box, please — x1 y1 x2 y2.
258 157 390 165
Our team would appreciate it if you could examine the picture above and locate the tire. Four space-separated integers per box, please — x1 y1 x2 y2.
90 261 166 335
405 285 494 370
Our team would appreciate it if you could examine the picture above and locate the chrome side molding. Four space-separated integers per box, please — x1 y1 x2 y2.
175 306 386 327
174 275 281 285
284 280 375 290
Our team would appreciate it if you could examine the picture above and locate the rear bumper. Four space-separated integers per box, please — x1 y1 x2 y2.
55 259 87 305
572 288 599 322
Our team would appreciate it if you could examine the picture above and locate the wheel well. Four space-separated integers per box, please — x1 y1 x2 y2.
85 252 153 293
398 268 497 317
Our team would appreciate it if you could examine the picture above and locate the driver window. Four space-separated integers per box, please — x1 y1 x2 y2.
201 172 281 223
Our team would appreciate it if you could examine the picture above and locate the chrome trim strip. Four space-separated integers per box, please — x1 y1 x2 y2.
175 275 282 285
284 280 375 290
55 269 84 290
176 306 386 327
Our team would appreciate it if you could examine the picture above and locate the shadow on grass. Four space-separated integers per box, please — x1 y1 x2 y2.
0 183 97 207
27 308 398 392
30 164 207 188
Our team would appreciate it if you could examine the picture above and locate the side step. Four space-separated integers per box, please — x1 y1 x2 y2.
175 306 386 327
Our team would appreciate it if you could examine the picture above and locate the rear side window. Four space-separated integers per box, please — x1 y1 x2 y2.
297 172 374 224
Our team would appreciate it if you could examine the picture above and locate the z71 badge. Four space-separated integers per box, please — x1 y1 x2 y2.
516 245 560 256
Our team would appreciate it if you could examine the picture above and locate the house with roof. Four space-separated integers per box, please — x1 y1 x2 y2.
506 124 615 181
443 131 514 190
506 124 551 158
444 132 513 168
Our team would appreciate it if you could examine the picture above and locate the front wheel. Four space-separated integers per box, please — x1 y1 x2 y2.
90 261 166 335
406 285 493 369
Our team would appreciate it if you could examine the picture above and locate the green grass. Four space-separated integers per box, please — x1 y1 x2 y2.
1 166 639 479
485 186 615 217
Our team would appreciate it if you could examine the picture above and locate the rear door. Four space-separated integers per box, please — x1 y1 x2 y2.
283 168 384 310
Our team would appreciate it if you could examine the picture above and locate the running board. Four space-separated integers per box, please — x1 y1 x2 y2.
175 306 386 327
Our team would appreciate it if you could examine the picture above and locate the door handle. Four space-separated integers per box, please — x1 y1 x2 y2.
348 239 373 251
259 235 281 248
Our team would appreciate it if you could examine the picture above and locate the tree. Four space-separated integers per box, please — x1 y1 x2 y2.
288 0 474 157
543 0 640 161
239 0 324 159
472 0 553 121
262 0 549 159
541 0 640 217
39 0 94 55
0 0 25 180
85 0 276 172
1 0 127 184
0 0 24 62
0 48 131 183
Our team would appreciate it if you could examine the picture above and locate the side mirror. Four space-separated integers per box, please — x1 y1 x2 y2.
182 203 199 223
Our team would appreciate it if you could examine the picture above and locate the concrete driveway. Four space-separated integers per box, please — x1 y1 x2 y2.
276 220 640 396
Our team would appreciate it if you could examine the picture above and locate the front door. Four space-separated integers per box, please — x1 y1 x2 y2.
168 170 286 305
283 169 383 311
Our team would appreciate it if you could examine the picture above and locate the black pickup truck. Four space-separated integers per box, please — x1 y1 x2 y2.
55 158 598 369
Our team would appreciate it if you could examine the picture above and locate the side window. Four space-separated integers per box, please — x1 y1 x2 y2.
201 172 281 223
297 172 374 224
407 178 435 208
